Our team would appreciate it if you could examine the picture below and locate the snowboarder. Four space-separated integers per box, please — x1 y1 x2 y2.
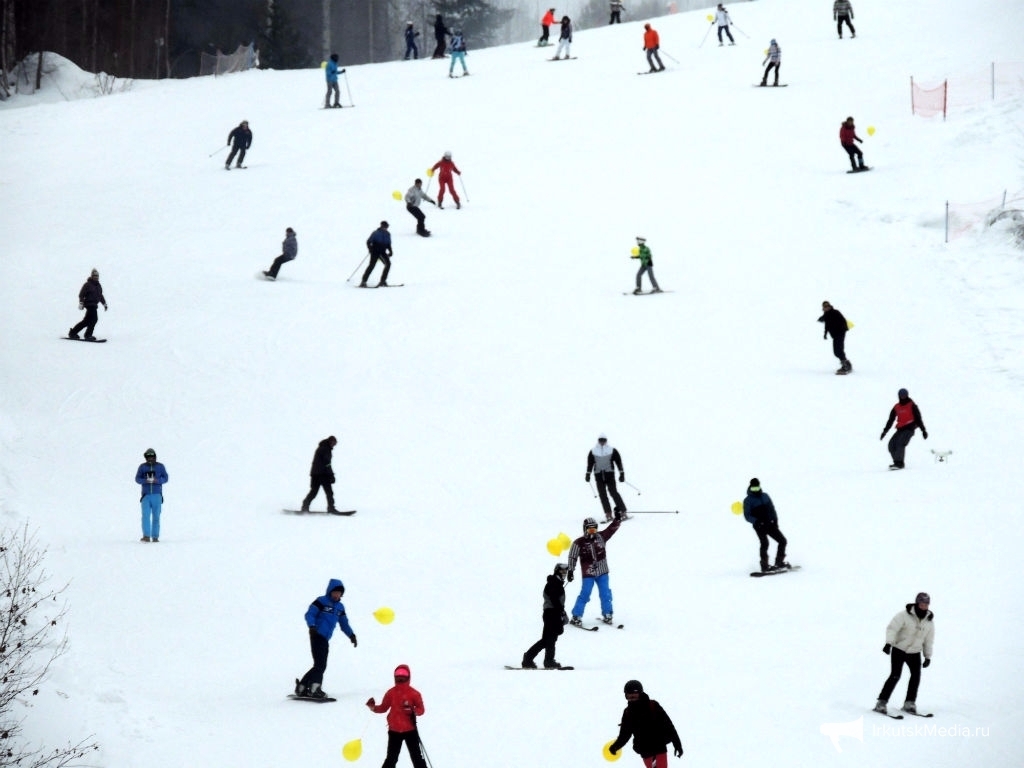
263 227 298 280
839 116 866 171
552 16 573 60
432 14 450 59
361 221 393 287
405 179 436 237
567 515 622 626
225 120 252 168
522 563 569 669
608 680 684 765
294 578 357 699
301 436 342 513
760 39 781 86
834 0 856 38
874 592 934 716
403 22 420 60
430 152 462 209
631 236 661 294
643 23 665 72
714 4 735 46
610 1 624 25
448 29 468 77
135 448 168 542
586 434 628 521
879 389 928 469
539 8 557 45
366 665 427 768
68 268 107 340
325 54 343 108
742 478 790 573
818 300 851 373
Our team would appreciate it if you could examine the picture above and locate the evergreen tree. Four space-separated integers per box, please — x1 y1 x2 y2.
430 0 512 49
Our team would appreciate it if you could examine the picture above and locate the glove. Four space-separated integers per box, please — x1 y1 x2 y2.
585 473 591 483
365 697 375 708
309 627 317 638
79 302 85 310
609 747 618 756
922 430 928 440
674 748 684 758
103 303 108 311
880 432 886 441
567 571 574 582
618 472 624 482
923 658 931 668
882 643 891 655
328 473 336 484
350 634 358 647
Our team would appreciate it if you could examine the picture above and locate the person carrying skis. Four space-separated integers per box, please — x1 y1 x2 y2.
818 300 851 374
609 1 624 25
521 563 569 669
631 236 661 294
760 39 781 86
325 53 343 108
405 179 435 237
300 435 341 513
430 152 462 209
873 592 934 716
742 477 790 573
839 116 866 171
448 29 468 77
714 4 735 46
366 665 427 768
552 16 573 60
608 680 684 766
68 268 107 340
567 515 622 626
225 120 252 168
403 22 420 60
431 14 450 59
539 8 557 46
642 23 664 72
361 221 393 288
879 389 927 469
834 0 855 39
586 434 628 522
263 227 298 280
294 578 357 699
135 448 168 542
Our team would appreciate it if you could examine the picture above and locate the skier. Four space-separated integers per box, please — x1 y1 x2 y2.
225 120 252 169
641 23 665 73
834 0 856 39
263 227 298 280
818 300 851 373
631 236 661 294
840 116 866 171
608 680 684 766
760 39 781 86
405 179 436 237
879 389 928 469
521 563 569 670
430 152 462 209
361 221 393 288
586 434 628 522
403 22 420 60
567 515 622 626
294 578 357 699
68 268 107 340
325 53 343 108
539 8 557 46
874 592 934 716
714 4 735 46
742 478 790 573
301 435 342 513
448 29 468 77
431 14 450 59
366 665 427 768
135 448 168 542
552 16 573 60
609 0 624 25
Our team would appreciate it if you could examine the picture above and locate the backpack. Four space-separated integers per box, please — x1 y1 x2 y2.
451 34 465 52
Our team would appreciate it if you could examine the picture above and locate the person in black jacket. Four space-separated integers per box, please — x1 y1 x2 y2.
742 477 789 573
68 268 107 339
431 14 450 59
818 300 852 374
522 563 569 669
301 436 340 512
880 389 928 469
361 221 393 287
609 680 684 766
225 120 252 169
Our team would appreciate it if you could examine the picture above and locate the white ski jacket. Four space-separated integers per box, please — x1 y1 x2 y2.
885 604 935 658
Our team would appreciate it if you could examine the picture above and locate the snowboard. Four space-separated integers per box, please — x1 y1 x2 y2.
750 565 802 578
64 336 107 343
847 167 872 174
282 509 357 516
225 165 247 170
504 665 575 671
288 694 337 703
623 289 673 296
548 57 578 61
753 83 788 87
259 271 277 281
637 70 666 75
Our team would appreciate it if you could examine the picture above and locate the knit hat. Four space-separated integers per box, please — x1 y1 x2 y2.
623 679 643 694
898 388 909 399
748 477 761 492
380 221 389 228
90 268 99 278
915 592 930 605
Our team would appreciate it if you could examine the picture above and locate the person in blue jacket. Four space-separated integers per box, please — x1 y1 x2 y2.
742 477 789 573
135 448 169 542
295 578 358 698
403 22 420 59
361 221 393 287
325 53 343 108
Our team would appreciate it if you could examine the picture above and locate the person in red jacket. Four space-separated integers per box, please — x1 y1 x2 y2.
643 23 665 73
880 388 928 469
366 665 427 768
430 151 461 209
839 116 866 172
539 8 557 45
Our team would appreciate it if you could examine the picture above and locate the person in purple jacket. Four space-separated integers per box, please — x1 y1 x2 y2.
135 448 168 542
294 578 357 699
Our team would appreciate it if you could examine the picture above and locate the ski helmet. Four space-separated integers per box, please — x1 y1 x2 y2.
553 562 569 580
583 517 598 533
144 448 156 460
623 679 644 695
443 151 452 159
394 664 411 680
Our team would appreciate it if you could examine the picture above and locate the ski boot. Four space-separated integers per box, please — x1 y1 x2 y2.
294 679 309 697
140 536 151 542
873 699 888 714
308 682 328 699
842 359 853 373
652 287 663 293
456 201 461 209
521 658 538 669
633 287 643 294
601 614 614 625
377 281 388 287
569 616 582 627
358 282 368 288
901 701 917 714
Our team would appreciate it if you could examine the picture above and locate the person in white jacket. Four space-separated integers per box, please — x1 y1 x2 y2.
714 4 735 46
874 592 934 715
405 178 436 237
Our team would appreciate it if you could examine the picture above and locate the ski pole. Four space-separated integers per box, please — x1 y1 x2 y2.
731 24 750 39
622 510 679 514
418 735 434 768
660 49 680 65
346 252 369 282
208 145 228 158
699 23 714 47
457 174 470 202
587 478 598 499
622 479 642 495
342 69 354 106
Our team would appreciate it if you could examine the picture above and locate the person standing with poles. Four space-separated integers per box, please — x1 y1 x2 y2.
879 389 927 470
759 39 781 86
405 178 435 237
430 152 462 209
873 593 934 716
834 0 856 39
642 23 665 73
225 120 252 169
742 477 790 573
361 221 393 288
135 448 168 542
325 53 343 108
818 300 851 374
567 515 622 626
294 578 357 699
263 227 298 280
366 664 428 768
67 268 107 340
714 4 735 46
521 563 570 669
300 435 342 513
586 434 628 522
608 680 685 765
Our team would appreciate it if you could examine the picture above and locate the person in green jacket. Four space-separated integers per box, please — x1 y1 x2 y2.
631 237 661 294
